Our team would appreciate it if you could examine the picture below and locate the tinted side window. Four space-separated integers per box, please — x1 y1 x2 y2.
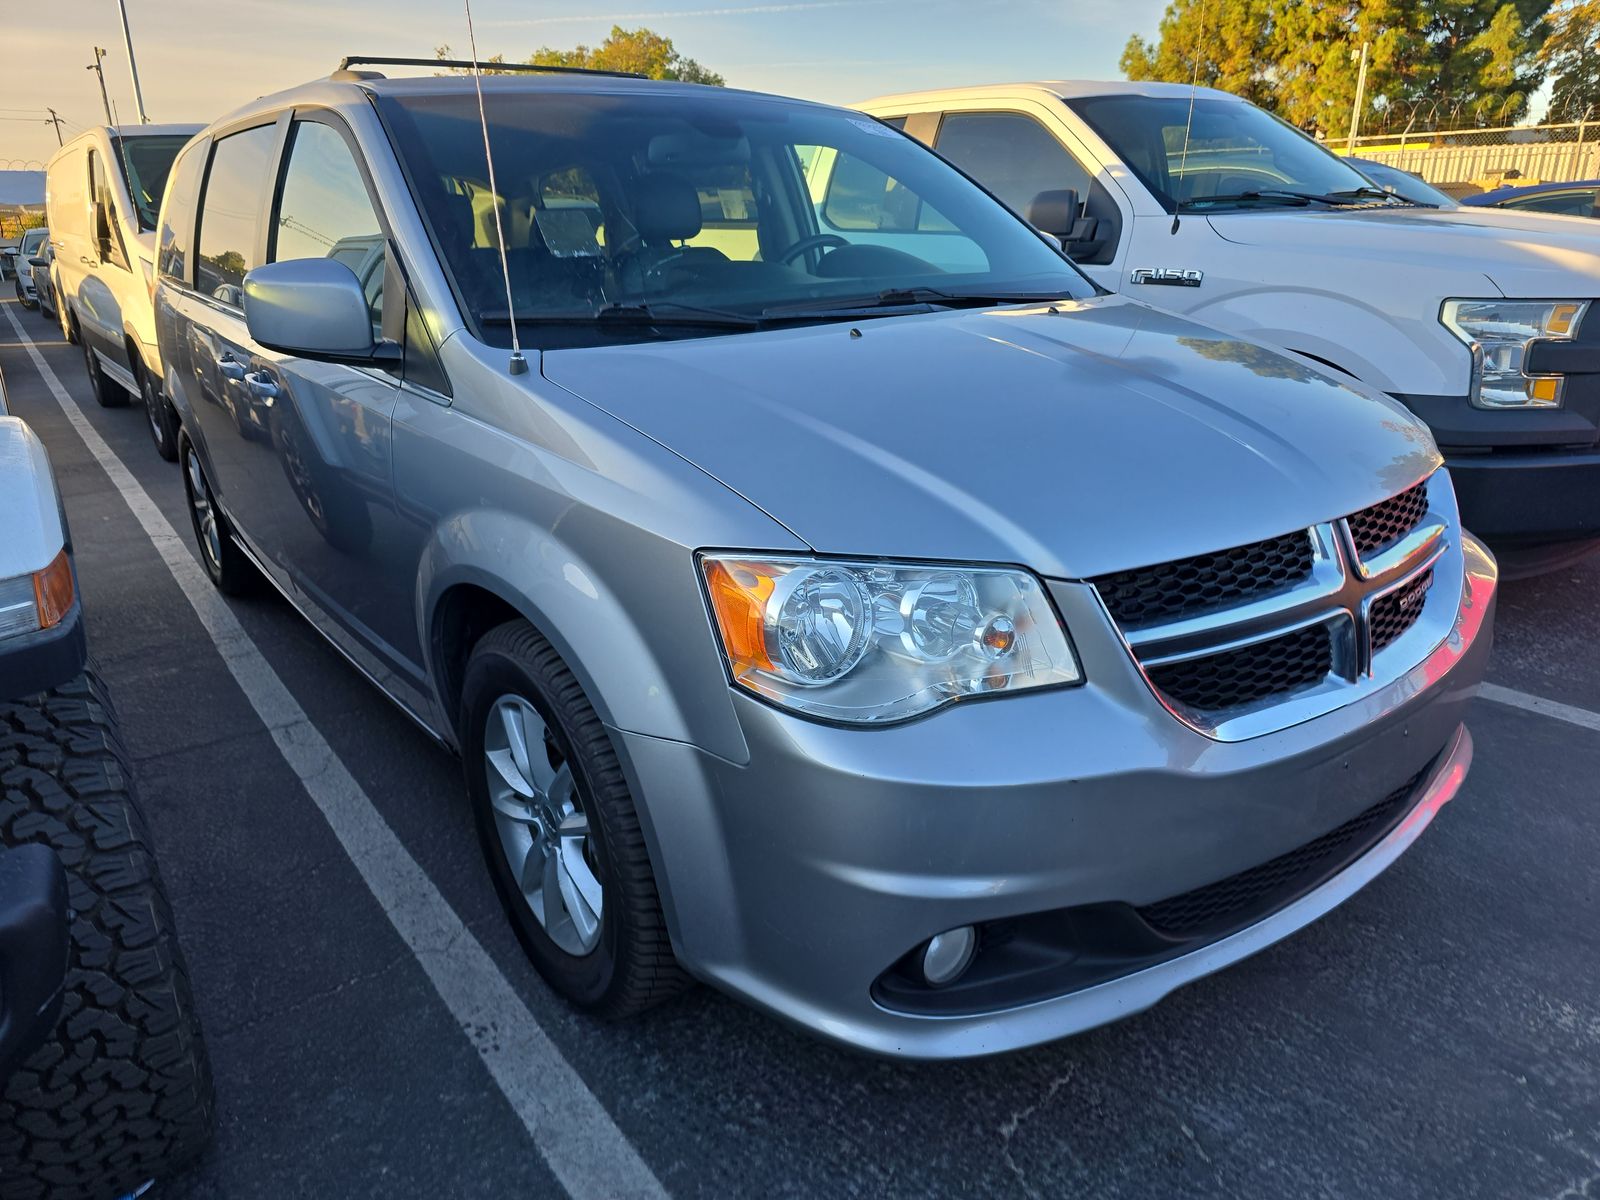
1505 189 1597 215
196 124 278 306
158 139 207 284
934 112 1091 217
271 120 385 332
820 150 954 233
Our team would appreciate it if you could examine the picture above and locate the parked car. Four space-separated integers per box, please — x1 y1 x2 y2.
45 123 202 461
0 370 213 1197
27 238 57 322
156 64 1494 1060
1346 156 1458 207
1461 179 1600 218
10 226 48 308
857 82 1600 576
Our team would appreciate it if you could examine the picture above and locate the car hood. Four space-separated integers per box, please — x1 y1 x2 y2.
1208 206 1600 299
540 297 1439 579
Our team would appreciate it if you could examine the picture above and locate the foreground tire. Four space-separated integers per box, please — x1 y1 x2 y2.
462 621 688 1018
180 434 258 596
0 669 214 1199
139 364 180 463
81 338 127 409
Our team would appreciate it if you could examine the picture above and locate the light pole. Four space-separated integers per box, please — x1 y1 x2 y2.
1346 39 1370 151
88 47 115 126
115 0 150 124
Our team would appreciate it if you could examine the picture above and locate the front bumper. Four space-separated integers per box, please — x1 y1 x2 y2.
623 536 1497 1059
1444 446 1600 548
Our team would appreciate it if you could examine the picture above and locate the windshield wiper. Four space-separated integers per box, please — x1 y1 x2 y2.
1327 186 1418 206
480 301 761 329
763 287 1066 318
1178 190 1322 210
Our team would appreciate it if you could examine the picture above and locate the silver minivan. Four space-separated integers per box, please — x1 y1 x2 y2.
155 65 1495 1059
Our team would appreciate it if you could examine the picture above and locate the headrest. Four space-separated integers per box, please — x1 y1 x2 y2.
633 173 702 243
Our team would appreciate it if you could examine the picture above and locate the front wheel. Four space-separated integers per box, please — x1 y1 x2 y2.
461 621 688 1018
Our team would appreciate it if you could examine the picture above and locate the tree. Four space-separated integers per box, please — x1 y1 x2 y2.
1122 0 1555 135
1542 0 1600 119
531 26 724 84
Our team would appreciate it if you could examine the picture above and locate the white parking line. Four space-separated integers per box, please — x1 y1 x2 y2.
0 304 668 1200
1479 682 1600 734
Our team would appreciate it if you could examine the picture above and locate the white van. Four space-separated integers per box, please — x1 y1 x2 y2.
46 124 201 460
857 82 1600 576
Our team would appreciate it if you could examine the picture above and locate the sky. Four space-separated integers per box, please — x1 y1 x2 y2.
1 0 1167 168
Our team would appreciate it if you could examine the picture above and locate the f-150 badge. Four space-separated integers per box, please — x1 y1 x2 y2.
1131 268 1203 287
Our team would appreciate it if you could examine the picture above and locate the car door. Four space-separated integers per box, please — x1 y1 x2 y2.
243 112 412 684
77 148 135 378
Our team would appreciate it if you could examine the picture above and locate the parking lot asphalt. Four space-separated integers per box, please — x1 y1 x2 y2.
2 293 1598 1200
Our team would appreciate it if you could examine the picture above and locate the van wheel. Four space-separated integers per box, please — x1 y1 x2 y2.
81 339 127 409
0 668 215 1199
461 621 689 1018
180 435 257 595
139 365 179 463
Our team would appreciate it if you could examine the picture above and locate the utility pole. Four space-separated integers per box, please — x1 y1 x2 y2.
1347 40 1370 151
46 108 65 146
115 0 150 124
88 47 114 126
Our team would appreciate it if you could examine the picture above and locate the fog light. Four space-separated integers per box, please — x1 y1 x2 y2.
921 925 977 987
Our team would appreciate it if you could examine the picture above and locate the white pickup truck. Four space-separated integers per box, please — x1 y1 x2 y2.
856 82 1600 575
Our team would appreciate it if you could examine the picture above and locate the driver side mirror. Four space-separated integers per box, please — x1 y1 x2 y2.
1026 188 1104 262
242 259 398 365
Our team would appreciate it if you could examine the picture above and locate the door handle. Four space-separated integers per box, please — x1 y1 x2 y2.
217 354 246 382
243 371 279 402
79 256 96 266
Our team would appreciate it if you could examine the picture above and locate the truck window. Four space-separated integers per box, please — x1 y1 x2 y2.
87 150 130 271
934 113 1092 219
819 149 954 233
195 124 278 307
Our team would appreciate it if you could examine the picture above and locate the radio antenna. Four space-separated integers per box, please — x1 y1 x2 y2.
1170 0 1208 235
464 0 527 375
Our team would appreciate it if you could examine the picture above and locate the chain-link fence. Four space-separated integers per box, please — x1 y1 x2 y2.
1329 114 1599 187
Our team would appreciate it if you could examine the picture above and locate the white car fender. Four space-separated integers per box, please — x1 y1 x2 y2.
0 416 67 580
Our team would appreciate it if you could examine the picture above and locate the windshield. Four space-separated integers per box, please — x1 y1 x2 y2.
1069 95 1376 211
111 134 191 231
376 88 1093 349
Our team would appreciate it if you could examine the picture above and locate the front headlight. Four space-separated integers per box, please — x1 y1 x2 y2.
1442 298 1589 409
0 550 74 641
700 554 1081 724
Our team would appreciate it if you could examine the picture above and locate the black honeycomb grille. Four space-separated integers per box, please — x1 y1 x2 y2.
1371 570 1433 654
1136 766 1428 939
1146 624 1332 712
1091 531 1314 628
1347 481 1430 559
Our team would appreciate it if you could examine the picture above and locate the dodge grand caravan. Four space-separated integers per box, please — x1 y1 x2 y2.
859 82 1600 577
154 64 1494 1058
46 122 202 461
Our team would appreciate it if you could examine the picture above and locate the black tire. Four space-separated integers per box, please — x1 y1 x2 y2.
180 434 258 596
139 364 180 463
0 668 214 1200
462 621 688 1018
81 338 128 409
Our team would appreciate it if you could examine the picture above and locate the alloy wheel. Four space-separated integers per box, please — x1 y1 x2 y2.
483 695 604 956
185 449 223 572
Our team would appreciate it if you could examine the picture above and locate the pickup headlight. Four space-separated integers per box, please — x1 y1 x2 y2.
700 554 1081 723
0 550 74 641
1442 299 1589 409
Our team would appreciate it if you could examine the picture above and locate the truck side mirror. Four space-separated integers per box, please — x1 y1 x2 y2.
1025 188 1080 239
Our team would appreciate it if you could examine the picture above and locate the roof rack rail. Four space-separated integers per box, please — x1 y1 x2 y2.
334 55 645 80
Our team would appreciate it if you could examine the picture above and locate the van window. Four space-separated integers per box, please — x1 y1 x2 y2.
158 138 207 284
271 120 385 334
934 113 1092 219
88 150 130 271
196 124 278 306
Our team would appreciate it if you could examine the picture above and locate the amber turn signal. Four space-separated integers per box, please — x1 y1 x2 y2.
33 549 74 630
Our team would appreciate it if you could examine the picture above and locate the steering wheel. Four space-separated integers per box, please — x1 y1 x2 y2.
775 233 850 266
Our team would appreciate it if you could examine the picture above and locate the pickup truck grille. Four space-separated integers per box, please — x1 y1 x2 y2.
1092 474 1449 735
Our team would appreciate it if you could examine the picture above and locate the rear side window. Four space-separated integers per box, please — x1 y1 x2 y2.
196 124 278 306
157 139 207 284
270 120 386 334
934 112 1092 218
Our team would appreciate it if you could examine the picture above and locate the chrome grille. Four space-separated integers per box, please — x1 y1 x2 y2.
1347 481 1429 559
1095 472 1453 738
1091 532 1313 628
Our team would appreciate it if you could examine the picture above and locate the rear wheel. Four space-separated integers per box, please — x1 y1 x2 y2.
462 621 688 1017
139 364 179 463
0 668 214 1199
180 434 257 595
81 338 127 409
